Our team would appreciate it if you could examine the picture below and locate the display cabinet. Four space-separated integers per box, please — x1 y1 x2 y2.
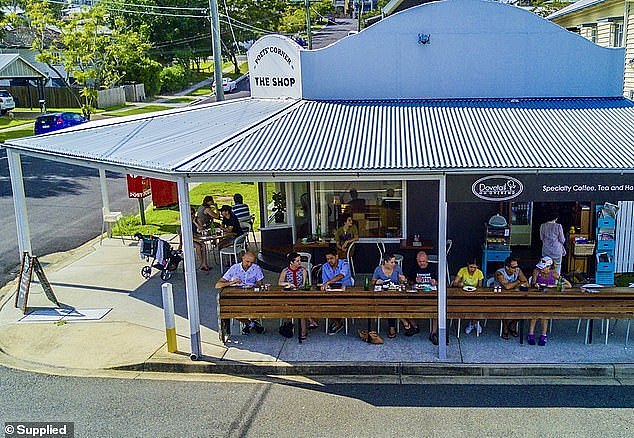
595 205 616 285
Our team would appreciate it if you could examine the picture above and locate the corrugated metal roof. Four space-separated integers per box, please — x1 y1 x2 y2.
6 98 297 172
547 0 606 20
184 98 634 175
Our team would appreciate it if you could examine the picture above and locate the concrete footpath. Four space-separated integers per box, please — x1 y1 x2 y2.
0 236 632 380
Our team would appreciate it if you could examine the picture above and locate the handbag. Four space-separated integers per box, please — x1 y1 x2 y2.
358 329 383 344
279 321 294 338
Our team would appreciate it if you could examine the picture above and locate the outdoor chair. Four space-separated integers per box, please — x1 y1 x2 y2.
219 234 247 267
101 208 123 245
346 241 357 278
427 239 453 284
297 252 312 284
239 214 258 252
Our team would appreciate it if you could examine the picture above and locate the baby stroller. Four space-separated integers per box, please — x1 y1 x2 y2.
134 233 182 281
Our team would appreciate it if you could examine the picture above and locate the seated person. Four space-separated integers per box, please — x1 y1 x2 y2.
452 259 484 335
408 251 437 343
494 256 529 340
528 256 571 346
177 207 209 272
196 195 219 229
215 251 265 335
219 205 244 236
334 214 359 259
232 193 252 231
346 188 366 214
278 252 317 340
321 248 354 335
372 253 407 339
218 205 244 250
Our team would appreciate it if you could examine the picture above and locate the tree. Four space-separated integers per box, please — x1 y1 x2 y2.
29 3 156 117
219 0 287 74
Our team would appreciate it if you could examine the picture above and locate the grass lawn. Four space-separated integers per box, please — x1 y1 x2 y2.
0 118 34 128
112 182 261 237
187 87 211 96
107 105 173 117
0 126 34 142
164 97 196 104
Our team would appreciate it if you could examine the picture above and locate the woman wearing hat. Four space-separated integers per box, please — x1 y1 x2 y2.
529 256 571 346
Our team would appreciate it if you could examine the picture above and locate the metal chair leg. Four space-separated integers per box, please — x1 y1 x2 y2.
626 320 631 348
605 319 609 345
585 319 590 345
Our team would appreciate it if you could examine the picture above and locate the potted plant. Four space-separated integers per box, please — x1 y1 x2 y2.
272 191 286 223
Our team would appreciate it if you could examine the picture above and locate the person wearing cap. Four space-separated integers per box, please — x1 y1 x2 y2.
452 259 484 335
540 213 566 275
528 256 571 346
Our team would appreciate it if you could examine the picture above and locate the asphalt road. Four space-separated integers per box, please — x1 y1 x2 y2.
1 366 633 436
0 147 138 287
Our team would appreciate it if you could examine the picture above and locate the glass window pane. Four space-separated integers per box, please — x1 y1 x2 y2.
263 182 287 226
314 181 402 239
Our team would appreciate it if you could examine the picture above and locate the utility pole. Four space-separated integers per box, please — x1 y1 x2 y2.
357 0 362 32
305 0 312 49
208 0 224 101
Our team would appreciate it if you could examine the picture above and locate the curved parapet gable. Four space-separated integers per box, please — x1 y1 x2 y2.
247 35 303 99
300 0 625 99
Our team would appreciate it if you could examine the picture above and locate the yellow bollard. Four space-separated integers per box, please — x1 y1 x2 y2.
162 283 178 353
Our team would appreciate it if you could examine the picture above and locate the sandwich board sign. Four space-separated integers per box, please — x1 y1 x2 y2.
15 252 59 313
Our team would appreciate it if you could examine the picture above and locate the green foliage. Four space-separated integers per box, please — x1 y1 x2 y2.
160 64 191 93
25 2 157 117
123 58 163 97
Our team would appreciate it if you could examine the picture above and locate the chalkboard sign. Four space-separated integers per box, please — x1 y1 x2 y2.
33 257 59 307
15 252 33 313
14 252 59 313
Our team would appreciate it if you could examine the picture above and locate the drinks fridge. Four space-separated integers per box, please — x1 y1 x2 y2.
510 202 532 246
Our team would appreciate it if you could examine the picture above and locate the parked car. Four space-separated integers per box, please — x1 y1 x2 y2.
34 112 87 135
211 77 237 94
0 90 15 115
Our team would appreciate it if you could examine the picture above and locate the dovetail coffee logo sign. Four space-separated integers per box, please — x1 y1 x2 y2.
248 35 302 99
472 175 523 201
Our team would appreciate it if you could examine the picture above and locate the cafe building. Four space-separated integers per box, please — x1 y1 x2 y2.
5 0 634 359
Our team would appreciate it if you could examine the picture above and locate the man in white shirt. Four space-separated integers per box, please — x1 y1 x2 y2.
215 251 265 334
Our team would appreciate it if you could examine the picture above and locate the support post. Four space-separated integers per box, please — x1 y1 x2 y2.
305 0 313 49
437 175 447 360
99 168 110 215
177 178 202 360
7 149 32 256
162 283 178 353
208 0 224 102
138 198 146 225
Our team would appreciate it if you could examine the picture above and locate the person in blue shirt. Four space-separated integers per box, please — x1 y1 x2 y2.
372 253 407 338
321 247 353 335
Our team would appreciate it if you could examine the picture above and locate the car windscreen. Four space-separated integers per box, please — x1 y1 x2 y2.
0 90 10 97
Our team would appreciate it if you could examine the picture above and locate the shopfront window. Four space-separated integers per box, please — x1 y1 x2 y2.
262 182 287 226
314 181 403 239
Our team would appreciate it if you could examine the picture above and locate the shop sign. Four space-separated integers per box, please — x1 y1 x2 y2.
126 174 152 198
448 173 634 202
471 175 523 201
247 35 302 99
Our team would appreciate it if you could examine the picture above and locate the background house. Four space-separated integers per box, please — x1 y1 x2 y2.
548 0 633 98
